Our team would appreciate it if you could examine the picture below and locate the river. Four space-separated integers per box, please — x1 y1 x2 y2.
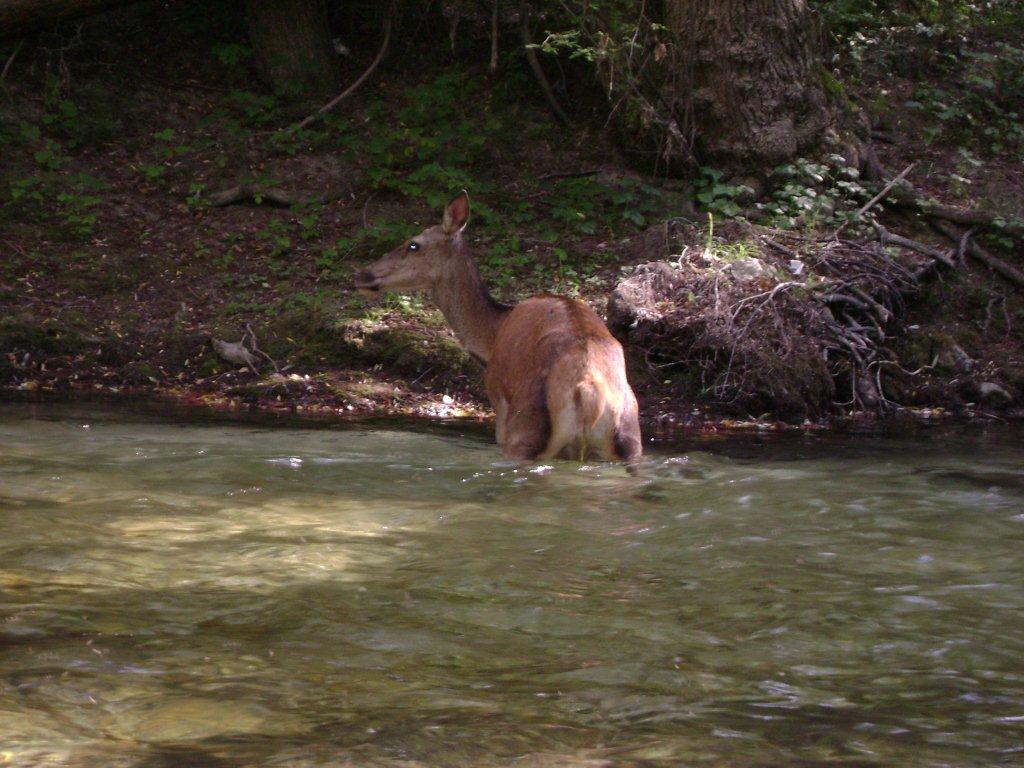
1 402 1022 766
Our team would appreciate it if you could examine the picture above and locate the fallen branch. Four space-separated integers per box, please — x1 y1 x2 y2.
537 168 600 182
903 197 1024 239
823 292 872 313
208 185 300 208
762 236 799 258
873 222 955 268
856 162 915 220
851 285 892 323
290 10 392 132
207 183 349 208
932 220 1024 288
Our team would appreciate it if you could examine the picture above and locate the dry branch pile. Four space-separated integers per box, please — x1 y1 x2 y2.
608 219 963 421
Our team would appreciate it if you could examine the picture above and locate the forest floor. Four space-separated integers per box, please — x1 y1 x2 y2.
2 5 1023 433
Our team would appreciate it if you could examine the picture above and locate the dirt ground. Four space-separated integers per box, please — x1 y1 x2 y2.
2 4 1023 435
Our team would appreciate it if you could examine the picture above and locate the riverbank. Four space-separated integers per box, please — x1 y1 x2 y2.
2 3 1022 427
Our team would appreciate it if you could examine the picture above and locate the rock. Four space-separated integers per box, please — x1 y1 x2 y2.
788 259 805 276
727 175 764 202
945 342 974 373
211 338 257 368
111 698 305 742
727 257 767 282
617 215 700 263
607 262 687 331
978 382 1013 405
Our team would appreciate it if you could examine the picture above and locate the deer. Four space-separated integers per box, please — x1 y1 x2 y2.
355 191 642 464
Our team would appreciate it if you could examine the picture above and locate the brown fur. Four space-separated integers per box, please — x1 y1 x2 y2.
355 192 642 464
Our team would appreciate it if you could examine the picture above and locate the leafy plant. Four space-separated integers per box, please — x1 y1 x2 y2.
694 168 753 218
757 156 868 229
212 42 252 69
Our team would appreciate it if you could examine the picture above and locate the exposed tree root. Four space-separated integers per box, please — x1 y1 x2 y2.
894 193 1024 240
860 159 1024 288
930 220 1024 288
873 222 955 268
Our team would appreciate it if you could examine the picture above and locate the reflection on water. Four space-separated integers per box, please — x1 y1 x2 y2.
1 402 1023 767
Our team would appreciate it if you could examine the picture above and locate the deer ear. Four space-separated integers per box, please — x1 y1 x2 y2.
442 190 471 236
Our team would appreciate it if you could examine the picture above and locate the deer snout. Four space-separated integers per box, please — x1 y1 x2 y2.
354 268 382 294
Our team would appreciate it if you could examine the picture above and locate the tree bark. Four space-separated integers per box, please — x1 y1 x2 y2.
665 0 832 171
0 0 139 39
244 0 339 97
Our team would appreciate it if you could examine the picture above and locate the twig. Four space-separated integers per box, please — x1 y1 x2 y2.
956 226 977 267
851 285 892 323
1 39 24 83
982 296 999 337
873 356 938 378
728 281 802 322
762 236 798 258
520 7 570 125
244 324 282 374
857 162 915 220
536 168 600 182
290 11 392 132
362 192 376 228
410 366 434 386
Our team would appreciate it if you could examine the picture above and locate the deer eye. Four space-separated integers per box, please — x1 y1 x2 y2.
408 242 420 252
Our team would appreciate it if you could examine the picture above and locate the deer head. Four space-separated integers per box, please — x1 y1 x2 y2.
354 192 471 296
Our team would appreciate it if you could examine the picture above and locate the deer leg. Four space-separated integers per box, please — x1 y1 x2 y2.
500 385 551 461
493 396 508 449
612 391 643 472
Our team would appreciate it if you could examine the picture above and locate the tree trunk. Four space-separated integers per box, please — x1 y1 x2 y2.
663 0 855 174
0 0 139 40
244 0 338 97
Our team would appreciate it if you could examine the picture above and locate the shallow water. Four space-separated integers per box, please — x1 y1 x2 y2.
1 402 1023 767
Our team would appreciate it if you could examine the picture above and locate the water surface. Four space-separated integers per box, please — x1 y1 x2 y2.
1 402 1023 766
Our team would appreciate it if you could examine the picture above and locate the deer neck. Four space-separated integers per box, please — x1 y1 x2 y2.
432 250 510 365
